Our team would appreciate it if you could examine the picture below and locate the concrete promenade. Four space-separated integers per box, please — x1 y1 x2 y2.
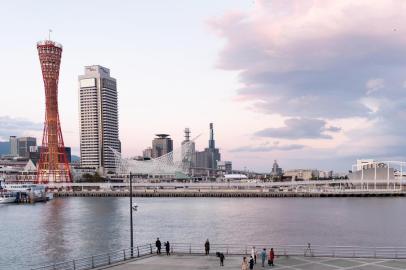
101 254 406 270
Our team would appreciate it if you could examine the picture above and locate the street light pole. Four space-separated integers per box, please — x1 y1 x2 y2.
130 172 134 257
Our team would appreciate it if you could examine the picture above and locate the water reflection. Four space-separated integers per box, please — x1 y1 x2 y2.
41 199 70 263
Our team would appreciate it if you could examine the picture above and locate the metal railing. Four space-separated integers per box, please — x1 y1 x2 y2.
31 243 406 270
30 244 153 270
168 243 406 259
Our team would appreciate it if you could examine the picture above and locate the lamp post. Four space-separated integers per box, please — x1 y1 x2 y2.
130 172 134 257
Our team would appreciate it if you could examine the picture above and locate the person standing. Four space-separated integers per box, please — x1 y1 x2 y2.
165 241 170 256
241 257 248 270
261 248 267 267
249 256 254 270
219 253 225 266
204 239 210 255
269 248 275 266
251 246 257 264
155 238 161 255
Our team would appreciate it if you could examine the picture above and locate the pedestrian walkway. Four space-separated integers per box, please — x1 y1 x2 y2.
101 254 406 270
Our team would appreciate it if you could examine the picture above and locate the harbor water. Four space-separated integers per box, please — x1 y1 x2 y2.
0 197 405 269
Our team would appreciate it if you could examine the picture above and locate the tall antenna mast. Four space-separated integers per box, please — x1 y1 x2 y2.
48 29 52 40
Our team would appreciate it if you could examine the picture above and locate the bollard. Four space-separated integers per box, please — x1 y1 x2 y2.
150 244 153 254
189 244 192 254
92 256 94 268
108 255 111 265
124 249 126 260
137 246 140 257
73 260 76 270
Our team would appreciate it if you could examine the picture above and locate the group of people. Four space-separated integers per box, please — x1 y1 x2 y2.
155 238 171 256
155 239 275 268
241 247 275 269
206 240 275 268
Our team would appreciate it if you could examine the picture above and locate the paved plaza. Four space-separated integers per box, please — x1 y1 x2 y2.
103 254 406 270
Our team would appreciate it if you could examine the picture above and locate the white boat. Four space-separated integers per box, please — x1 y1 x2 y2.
0 193 16 204
3 183 45 192
0 181 53 201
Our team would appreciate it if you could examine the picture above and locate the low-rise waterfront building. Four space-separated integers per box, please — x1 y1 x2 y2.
284 169 318 181
217 161 232 174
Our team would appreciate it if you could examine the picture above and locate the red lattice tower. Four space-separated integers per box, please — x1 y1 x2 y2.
36 40 72 184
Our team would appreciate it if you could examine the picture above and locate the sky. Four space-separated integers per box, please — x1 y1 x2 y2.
1 0 406 172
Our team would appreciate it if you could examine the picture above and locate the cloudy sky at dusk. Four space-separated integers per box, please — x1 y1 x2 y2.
1 0 406 172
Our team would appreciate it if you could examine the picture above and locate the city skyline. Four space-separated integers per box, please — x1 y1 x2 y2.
1 0 406 172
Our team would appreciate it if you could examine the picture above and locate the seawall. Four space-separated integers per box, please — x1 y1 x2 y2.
54 190 406 198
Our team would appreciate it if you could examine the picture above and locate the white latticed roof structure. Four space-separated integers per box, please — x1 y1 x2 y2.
110 140 195 175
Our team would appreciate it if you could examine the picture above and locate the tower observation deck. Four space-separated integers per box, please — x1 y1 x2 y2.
36 40 71 183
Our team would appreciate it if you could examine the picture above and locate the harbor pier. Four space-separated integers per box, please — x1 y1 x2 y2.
31 243 406 270
45 179 406 198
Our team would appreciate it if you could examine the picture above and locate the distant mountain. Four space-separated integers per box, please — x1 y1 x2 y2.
71 155 80 162
0 141 10 155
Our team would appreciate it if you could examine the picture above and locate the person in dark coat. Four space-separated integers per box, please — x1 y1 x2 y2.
204 239 210 255
165 241 170 256
155 238 161 254
249 256 254 270
219 253 225 266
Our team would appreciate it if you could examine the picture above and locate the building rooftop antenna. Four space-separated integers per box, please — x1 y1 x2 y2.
48 29 52 40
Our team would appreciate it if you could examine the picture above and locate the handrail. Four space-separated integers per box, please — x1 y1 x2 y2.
30 244 152 270
31 243 406 270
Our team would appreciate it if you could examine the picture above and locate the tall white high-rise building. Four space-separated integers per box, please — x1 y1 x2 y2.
9 136 18 156
78 65 120 174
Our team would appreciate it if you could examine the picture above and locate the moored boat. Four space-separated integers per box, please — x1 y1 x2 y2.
0 192 17 204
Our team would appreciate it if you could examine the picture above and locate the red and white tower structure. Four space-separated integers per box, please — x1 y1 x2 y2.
36 39 71 183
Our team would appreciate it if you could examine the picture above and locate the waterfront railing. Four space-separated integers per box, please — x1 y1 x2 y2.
30 244 153 270
169 243 406 259
30 243 406 270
